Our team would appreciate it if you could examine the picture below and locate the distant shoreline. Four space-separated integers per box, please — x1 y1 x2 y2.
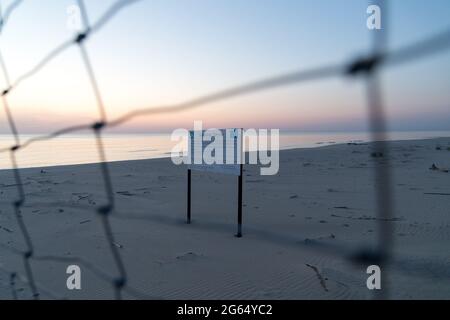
1 136 449 172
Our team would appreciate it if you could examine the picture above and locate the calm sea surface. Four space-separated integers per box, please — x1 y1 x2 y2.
0 131 449 169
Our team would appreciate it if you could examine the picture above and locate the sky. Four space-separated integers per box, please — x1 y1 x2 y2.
0 0 449 134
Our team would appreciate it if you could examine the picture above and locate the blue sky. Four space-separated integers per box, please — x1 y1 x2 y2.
0 0 449 133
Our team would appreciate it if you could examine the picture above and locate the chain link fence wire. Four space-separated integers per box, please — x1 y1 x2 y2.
0 0 449 299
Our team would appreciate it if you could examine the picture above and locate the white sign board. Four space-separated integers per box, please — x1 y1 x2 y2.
187 128 242 176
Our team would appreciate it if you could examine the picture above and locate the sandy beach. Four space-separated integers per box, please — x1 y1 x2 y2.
0 137 449 299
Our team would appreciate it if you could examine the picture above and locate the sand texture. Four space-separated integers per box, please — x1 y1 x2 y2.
0 138 449 299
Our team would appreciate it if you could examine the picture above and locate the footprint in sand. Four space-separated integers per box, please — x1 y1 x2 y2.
116 191 136 196
175 252 202 261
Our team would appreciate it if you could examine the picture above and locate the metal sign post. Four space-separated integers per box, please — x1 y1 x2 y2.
187 169 191 224
236 163 243 237
186 165 243 236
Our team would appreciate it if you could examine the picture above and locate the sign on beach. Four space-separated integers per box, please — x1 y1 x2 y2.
187 128 243 176
185 128 244 237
